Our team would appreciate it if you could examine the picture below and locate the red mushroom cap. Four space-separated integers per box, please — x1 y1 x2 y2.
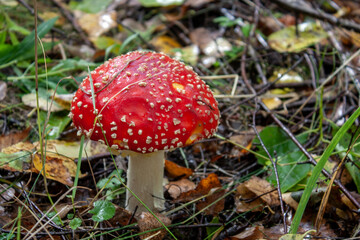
69 51 220 153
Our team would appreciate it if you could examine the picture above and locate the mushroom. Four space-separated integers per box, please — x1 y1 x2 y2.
69 51 220 213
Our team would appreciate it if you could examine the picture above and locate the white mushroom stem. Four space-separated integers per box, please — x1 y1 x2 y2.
125 150 165 213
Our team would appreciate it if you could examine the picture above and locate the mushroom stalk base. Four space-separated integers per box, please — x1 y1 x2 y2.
125 150 165 214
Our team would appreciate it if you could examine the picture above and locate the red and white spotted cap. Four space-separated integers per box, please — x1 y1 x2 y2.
69 51 220 153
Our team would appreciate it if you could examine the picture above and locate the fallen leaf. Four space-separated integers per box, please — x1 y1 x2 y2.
1 142 84 186
21 93 65 112
51 93 74 110
42 140 108 159
0 127 31 150
32 151 77 186
244 176 280 206
77 11 117 38
137 212 171 240
235 183 264 212
110 206 136 226
230 225 264 240
196 187 225 215
165 178 196 199
150 35 181 56
261 97 282 110
176 173 222 202
165 160 193 179
268 22 328 52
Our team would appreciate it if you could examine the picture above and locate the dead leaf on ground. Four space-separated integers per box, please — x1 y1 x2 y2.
137 212 171 240
261 97 282 110
32 151 78 186
41 139 108 159
235 182 264 212
236 175 279 213
0 127 31 150
174 173 225 215
21 93 65 112
150 35 181 56
110 206 136 226
165 159 193 179
165 178 196 199
1 141 85 186
268 22 328 53
230 225 264 240
175 173 222 202
196 187 225 215
244 176 280 206
76 10 117 39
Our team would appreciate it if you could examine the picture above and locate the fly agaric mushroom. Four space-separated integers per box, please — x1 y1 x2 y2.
69 51 220 213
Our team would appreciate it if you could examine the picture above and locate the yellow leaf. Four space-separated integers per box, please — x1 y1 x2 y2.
262 97 282 110
32 151 78 186
150 35 181 55
268 22 328 52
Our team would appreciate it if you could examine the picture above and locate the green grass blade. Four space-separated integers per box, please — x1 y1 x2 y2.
0 17 57 65
290 106 360 233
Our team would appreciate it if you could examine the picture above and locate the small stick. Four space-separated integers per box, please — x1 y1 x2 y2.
251 103 287 233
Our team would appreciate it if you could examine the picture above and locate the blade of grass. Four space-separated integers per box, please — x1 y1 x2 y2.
0 17 57 65
290 106 360 233
72 135 85 201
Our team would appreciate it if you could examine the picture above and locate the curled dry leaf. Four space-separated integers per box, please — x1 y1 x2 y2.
174 173 225 215
236 176 279 213
175 173 222 202
137 212 171 240
165 178 196 199
164 159 193 179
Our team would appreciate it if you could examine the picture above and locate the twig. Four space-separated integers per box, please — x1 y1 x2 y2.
272 0 360 32
251 103 287 233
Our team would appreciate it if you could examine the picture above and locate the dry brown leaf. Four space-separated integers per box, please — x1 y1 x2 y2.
110 206 136 226
230 225 264 240
244 176 280 206
235 183 264 212
2 141 84 186
176 173 222 202
1 142 34 154
0 127 31 150
137 212 171 240
165 159 193 179
196 187 225 215
165 178 196 199
32 151 77 186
